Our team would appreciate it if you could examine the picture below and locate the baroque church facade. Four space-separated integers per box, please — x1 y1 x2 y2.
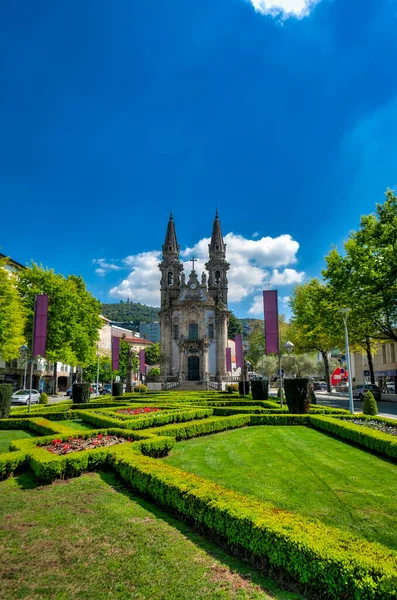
159 213 230 383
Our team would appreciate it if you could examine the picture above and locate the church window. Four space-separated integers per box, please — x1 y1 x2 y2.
215 270 221 284
168 272 173 285
189 323 198 340
208 324 214 339
174 324 179 339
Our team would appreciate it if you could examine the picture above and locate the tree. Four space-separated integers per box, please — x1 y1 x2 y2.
0 257 26 360
17 263 102 366
228 312 243 339
289 280 340 392
324 190 397 344
323 248 380 383
144 342 160 365
282 354 317 378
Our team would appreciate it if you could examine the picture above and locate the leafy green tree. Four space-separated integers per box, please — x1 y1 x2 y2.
17 263 102 366
282 354 317 378
322 191 397 379
246 321 264 371
289 280 340 392
144 342 160 365
228 312 243 339
0 257 26 360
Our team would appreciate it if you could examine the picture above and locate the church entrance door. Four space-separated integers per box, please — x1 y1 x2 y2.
188 356 200 381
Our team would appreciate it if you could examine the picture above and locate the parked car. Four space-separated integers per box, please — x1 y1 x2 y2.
386 381 395 393
103 384 112 394
91 384 103 395
313 381 327 391
12 389 40 404
352 384 382 401
335 382 348 392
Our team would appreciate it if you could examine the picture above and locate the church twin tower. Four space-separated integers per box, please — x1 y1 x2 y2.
159 212 230 383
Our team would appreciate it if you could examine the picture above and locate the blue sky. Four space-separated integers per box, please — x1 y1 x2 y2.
1 0 397 318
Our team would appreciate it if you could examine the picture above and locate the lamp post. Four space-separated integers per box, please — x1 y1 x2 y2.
339 308 354 415
19 345 29 389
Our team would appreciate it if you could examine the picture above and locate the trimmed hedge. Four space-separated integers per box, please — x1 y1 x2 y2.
0 450 27 480
145 415 251 440
77 408 213 431
109 451 397 599
309 416 397 462
363 391 378 416
0 384 13 418
251 380 269 400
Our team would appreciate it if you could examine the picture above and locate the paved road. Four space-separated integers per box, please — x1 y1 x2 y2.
315 391 397 419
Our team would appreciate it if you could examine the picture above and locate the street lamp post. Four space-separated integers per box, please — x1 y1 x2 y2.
339 308 354 415
96 344 100 399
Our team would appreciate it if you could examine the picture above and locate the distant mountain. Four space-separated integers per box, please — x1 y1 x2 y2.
101 302 160 330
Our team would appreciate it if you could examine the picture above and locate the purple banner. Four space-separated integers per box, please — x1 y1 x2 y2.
139 349 145 374
32 294 48 357
226 347 232 372
235 334 243 368
263 290 279 355
112 336 120 371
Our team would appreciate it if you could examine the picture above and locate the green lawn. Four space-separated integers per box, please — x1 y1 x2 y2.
0 472 301 600
163 426 397 550
61 419 98 431
0 430 35 453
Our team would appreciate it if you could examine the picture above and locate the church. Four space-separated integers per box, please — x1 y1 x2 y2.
159 212 230 383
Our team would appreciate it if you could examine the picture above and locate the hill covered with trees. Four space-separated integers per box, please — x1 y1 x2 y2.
101 301 160 330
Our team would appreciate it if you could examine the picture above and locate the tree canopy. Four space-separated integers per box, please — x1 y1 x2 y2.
17 263 102 366
0 258 26 360
144 342 160 365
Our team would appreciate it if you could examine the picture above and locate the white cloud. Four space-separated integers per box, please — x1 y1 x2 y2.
270 268 305 285
249 0 321 19
248 293 291 315
93 258 123 275
109 251 162 306
109 231 302 308
252 231 259 238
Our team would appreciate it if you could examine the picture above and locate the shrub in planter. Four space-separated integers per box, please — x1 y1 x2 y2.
310 389 317 405
238 381 250 396
39 393 49 405
362 391 378 416
226 384 239 394
284 378 311 414
134 384 148 393
72 383 90 404
112 382 123 397
251 380 269 400
0 384 13 418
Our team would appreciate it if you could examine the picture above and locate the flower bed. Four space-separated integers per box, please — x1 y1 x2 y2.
116 407 160 416
347 418 397 437
41 434 129 455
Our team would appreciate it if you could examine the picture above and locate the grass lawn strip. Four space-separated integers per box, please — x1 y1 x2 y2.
0 429 35 453
163 425 397 550
0 471 299 600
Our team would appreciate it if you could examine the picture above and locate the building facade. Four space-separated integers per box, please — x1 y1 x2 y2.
140 321 160 343
159 212 230 382
352 340 397 393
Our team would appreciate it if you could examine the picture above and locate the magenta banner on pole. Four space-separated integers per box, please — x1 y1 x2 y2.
32 294 48 357
139 349 145 374
112 336 120 371
226 347 232 372
235 334 243 368
263 290 279 355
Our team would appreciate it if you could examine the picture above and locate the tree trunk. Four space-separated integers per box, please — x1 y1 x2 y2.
364 337 375 385
53 362 57 395
321 350 331 392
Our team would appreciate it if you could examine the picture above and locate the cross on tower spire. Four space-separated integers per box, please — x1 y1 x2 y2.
190 256 197 271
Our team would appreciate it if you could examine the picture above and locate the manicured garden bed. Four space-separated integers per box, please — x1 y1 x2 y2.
347 418 397 436
0 471 300 600
163 425 397 549
0 429 35 453
40 433 129 455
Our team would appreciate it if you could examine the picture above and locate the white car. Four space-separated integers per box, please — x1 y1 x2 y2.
11 389 40 405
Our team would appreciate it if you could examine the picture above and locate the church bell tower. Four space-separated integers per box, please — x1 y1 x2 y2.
206 210 230 305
